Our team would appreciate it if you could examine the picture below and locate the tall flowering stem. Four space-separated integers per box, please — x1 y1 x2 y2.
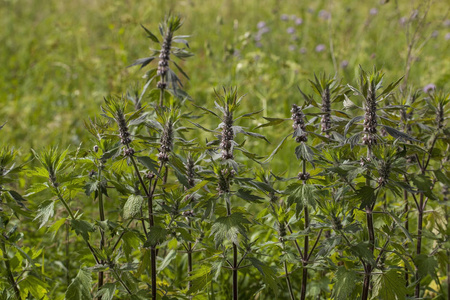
291 103 310 300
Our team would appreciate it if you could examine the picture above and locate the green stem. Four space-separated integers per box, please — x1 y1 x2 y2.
97 163 105 299
1 240 20 300
300 159 309 300
283 243 295 300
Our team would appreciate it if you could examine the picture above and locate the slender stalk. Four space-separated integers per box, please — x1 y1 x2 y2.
403 187 409 288
362 147 374 300
284 258 295 300
300 159 309 300
415 193 424 298
1 240 20 299
232 243 238 300
97 163 105 299
65 222 70 287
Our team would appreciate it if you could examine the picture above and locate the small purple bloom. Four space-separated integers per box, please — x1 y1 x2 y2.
287 27 295 34
423 84 436 93
411 10 418 20
259 27 270 34
399 17 407 26
444 19 450 27
295 18 303 25
257 21 267 29
281 14 289 21
256 42 262 48
318 10 331 20
254 34 262 42
300 47 307 54
315 44 326 52
445 33 450 40
289 45 296 51
341 60 349 69
370 8 378 16
431 31 438 38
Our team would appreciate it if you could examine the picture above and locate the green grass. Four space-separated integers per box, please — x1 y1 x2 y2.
0 0 448 151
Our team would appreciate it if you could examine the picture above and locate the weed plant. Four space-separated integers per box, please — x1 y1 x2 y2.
0 4 449 300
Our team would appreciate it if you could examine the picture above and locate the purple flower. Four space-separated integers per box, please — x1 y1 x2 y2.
315 44 326 52
423 84 436 93
341 60 349 68
287 27 295 34
259 27 270 34
281 14 289 21
256 42 262 48
318 10 331 20
254 34 262 42
446 33 450 40
370 8 378 16
444 19 450 27
300 47 307 54
289 45 296 51
431 31 438 38
399 17 407 26
257 21 267 29
295 18 303 25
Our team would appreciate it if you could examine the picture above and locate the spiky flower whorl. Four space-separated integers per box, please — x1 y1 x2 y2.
157 121 174 163
321 87 332 137
156 30 173 89
291 104 307 143
220 111 234 160
362 90 377 146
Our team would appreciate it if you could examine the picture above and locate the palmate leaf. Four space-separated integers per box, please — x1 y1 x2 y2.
34 200 54 229
210 213 250 246
144 226 167 247
95 283 116 300
71 219 95 241
66 268 92 300
187 265 211 296
414 254 438 279
371 269 406 300
356 186 376 209
332 266 357 300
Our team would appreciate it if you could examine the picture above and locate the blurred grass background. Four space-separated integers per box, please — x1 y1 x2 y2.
0 0 448 151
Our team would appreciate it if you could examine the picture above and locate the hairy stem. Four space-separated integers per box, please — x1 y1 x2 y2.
283 256 295 300
301 159 309 300
415 193 424 298
233 243 238 300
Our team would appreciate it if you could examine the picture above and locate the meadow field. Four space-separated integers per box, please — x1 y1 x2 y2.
0 0 449 299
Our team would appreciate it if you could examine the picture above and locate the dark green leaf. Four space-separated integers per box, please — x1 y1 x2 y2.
332 267 357 300
66 268 92 300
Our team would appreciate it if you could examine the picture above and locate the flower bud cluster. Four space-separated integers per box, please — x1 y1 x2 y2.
157 31 173 87
123 147 135 157
186 157 196 188
220 112 235 160
291 104 307 143
278 222 286 242
217 167 235 195
158 121 174 163
117 112 132 146
362 93 377 146
182 210 195 217
146 171 155 180
377 161 390 187
436 103 444 129
297 172 311 181
321 87 332 137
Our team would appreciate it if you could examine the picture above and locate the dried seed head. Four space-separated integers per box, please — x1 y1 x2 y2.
93 145 99 153
221 111 235 160
146 172 156 180
292 104 307 142
377 160 390 187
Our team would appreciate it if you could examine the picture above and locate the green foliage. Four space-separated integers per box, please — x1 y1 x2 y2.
66 268 93 300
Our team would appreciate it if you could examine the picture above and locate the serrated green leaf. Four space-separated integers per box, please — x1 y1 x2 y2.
411 175 436 200
383 125 420 143
123 194 144 219
71 219 95 241
144 226 167 247
19 275 49 300
414 254 438 279
371 269 406 300
332 267 357 300
34 200 54 229
356 186 376 209
66 268 92 300
210 213 250 246
235 189 263 202
95 283 116 300
247 257 279 295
